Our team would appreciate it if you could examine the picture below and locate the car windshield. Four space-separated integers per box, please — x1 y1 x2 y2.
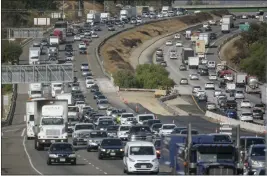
130 146 154 155
163 125 176 129
139 115 154 121
241 138 265 149
50 143 73 151
101 139 122 146
76 101 85 105
253 109 262 113
251 147 265 156
75 124 94 131
152 124 163 129
120 126 131 131
99 120 113 126
41 118 64 125
107 126 119 131
242 113 252 116
99 100 108 104
90 131 107 138
121 114 134 118
131 126 151 133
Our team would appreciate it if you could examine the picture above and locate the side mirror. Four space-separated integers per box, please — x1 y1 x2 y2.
125 153 128 157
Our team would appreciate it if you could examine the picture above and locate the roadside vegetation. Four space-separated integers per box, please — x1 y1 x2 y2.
113 64 175 89
227 23 267 82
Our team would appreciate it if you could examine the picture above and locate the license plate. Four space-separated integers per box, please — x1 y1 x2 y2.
51 140 55 143
60 158 66 162
141 165 146 169
110 153 115 156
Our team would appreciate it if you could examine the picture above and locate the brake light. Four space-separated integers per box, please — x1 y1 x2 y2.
244 162 248 167
156 150 160 154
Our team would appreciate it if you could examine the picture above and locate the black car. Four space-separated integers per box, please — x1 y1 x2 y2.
47 142 77 165
98 138 124 159
93 26 102 31
210 33 217 39
41 38 48 46
94 91 103 99
171 127 187 134
153 138 161 159
65 44 73 51
91 84 99 92
146 119 162 128
106 125 119 138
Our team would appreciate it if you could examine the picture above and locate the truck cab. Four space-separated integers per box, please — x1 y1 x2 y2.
28 83 43 99
51 82 64 98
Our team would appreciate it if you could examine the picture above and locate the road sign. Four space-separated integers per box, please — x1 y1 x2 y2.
34 18 50 25
10 28 44 38
195 40 205 53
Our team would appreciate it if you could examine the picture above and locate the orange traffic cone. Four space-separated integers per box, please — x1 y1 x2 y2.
136 105 138 113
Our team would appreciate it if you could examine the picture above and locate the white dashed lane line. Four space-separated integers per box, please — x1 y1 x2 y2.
80 156 108 175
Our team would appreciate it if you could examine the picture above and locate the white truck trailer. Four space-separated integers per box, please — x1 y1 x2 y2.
221 23 230 33
100 13 110 23
56 93 73 105
28 83 43 99
51 82 64 98
222 15 234 28
235 73 247 88
185 30 192 40
29 47 40 65
49 36 59 46
198 33 210 48
120 7 137 20
87 12 101 24
188 57 199 69
29 99 68 150
261 84 267 105
162 6 171 17
226 83 236 93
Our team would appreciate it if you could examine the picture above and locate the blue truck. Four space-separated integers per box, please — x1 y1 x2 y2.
160 124 244 175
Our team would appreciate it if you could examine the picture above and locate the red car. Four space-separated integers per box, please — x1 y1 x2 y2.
83 40 90 46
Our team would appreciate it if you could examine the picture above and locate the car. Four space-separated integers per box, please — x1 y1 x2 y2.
158 124 177 137
244 144 265 175
171 127 187 134
93 26 102 31
107 25 115 31
179 129 199 135
130 18 137 24
41 38 48 46
192 86 201 94
210 33 217 39
224 74 234 82
72 129 95 145
156 55 164 62
119 113 134 125
208 74 217 81
79 33 85 38
169 53 177 59
175 41 183 47
254 104 265 113
96 95 107 102
180 78 188 85
86 79 95 88
152 138 161 159
208 20 216 25
240 111 253 122
125 117 137 126
157 13 163 18
93 91 103 99
151 123 163 136
97 99 109 110
179 64 187 71
252 109 263 120
84 34 92 40
117 22 125 28
214 90 222 97
205 26 212 31
205 83 215 90
156 48 163 56
203 23 209 28
80 63 89 70
75 101 86 112
96 120 115 131
165 40 173 46
174 34 181 39
127 125 153 141
81 68 91 76
136 17 142 23
74 35 81 41
241 100 252 108
83 40 90 46
189 74 199 80
94 116 113 126
79 43 86 49
226 109 238 119
117 125 131 141
65 52 74 61
146 119 162 128
98 138 124 160
47 142 76 165
106 125 119 138
90 84 99 92
91 33 98 38
87 130 108 152
206 102 216 111
170 50 176 55
123 141 159 174
160 61 167 67
234 90 245 99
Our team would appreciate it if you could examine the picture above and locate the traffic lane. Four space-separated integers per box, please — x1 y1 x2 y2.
23 138 105 175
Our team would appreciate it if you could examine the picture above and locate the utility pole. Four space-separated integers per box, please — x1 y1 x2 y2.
62 0 65 20
265 32 267 173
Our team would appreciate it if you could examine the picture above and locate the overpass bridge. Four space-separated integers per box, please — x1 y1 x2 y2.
173 4 267 10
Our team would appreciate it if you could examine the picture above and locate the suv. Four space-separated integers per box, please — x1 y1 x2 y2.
127 125 153 142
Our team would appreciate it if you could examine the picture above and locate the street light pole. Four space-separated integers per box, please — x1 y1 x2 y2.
62 0 65 20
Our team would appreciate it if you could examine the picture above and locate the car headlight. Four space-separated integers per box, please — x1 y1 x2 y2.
100 148 106 151
129 158 135 162
73 133 77 138
49 154 58 158
120 149 124 152
69 154 76 158
152 158 158 162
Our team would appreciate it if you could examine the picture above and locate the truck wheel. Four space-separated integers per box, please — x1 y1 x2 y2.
47 159 51 165
35 140 43 151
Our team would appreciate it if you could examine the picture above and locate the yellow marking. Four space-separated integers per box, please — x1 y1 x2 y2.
191 95 205 114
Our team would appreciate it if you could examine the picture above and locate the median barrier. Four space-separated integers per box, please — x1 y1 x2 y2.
205 111 265 133
156 93 180 115
118 88 157 92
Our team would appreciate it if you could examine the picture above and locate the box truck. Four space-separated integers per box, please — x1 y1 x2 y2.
56 93 73 105
100 13 110 23
28 83 43 99
182 48 194 65
120 7 137 20
222 15 234 28
87 12 101 24
29 47 40 65
235 73 247 88
221 23 230 33
51 82 64 98
198 33 210 48
188 57 200 69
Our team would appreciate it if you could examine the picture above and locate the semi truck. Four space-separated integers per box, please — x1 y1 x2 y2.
221 23 230 33
56 93 73 105
235 73 247 88
87 12 101 24
222 15 234 28
100 13 110 23
29 47 40 65
53 28 66 44
185 30 191 40
29 99 68 150
28 83 43 99
198 33 210 48
245 76 261 94
51 82 64 98
160 124 243 175
188 57 199 69
120 7 137 20
182 48 194 65
49 36 59 46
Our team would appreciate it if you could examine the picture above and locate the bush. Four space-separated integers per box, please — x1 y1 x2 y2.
113 64 175 89
2 84 13 94
1 42 23 64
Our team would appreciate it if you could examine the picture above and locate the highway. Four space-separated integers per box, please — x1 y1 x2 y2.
2 15 262 175
152 18 265 125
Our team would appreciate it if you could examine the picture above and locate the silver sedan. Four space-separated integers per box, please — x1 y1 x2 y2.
189 74 199 80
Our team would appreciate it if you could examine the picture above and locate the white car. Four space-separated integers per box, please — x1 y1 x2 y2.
214 90 222 97
189 74 199 80
205 83 215 90
240 100 252 108
79 43 86 49
174 34 181 39
106 107 114 116
203 23 209 28
224 74 234 82
123 141 159 174
170 53 177 59
74 35 81 41
120 113 134 125
235 90 245 99
170 50 176 55
165 40 173 46
75 101 86 112
157 13 163 18
242 15 248 19
137 18 142 23
85 76 94 82
79 33 85 38
117 125 131 141
208 20 216 25
201 59 208 65
86 80 95 88
91 33 98 38
207 61 216 69
159 124 177 136
206 102 216 111
240 111 253 122
176 41 183 47
209 74 217 81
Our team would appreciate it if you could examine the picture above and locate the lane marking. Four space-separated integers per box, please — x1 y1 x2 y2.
23 136 43 175
88 162 91 164
95 167 99 170
92 164 94 167
191 95 206 114
21 128 26 137
3 129 20 133
83 158 87 161
104 172 107 174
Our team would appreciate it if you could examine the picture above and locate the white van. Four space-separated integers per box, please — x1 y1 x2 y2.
123 141 159 174
120 113 134 125
51 82 64 98
28 83 43 99
207 61 216 69
136 114 155 125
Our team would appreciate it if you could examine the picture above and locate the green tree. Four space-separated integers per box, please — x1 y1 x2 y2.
2 42 23 64
113 70 138 88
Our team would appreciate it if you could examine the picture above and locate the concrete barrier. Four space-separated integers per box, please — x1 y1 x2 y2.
156 93 180 115
118 88 156 92
205 111 265 134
